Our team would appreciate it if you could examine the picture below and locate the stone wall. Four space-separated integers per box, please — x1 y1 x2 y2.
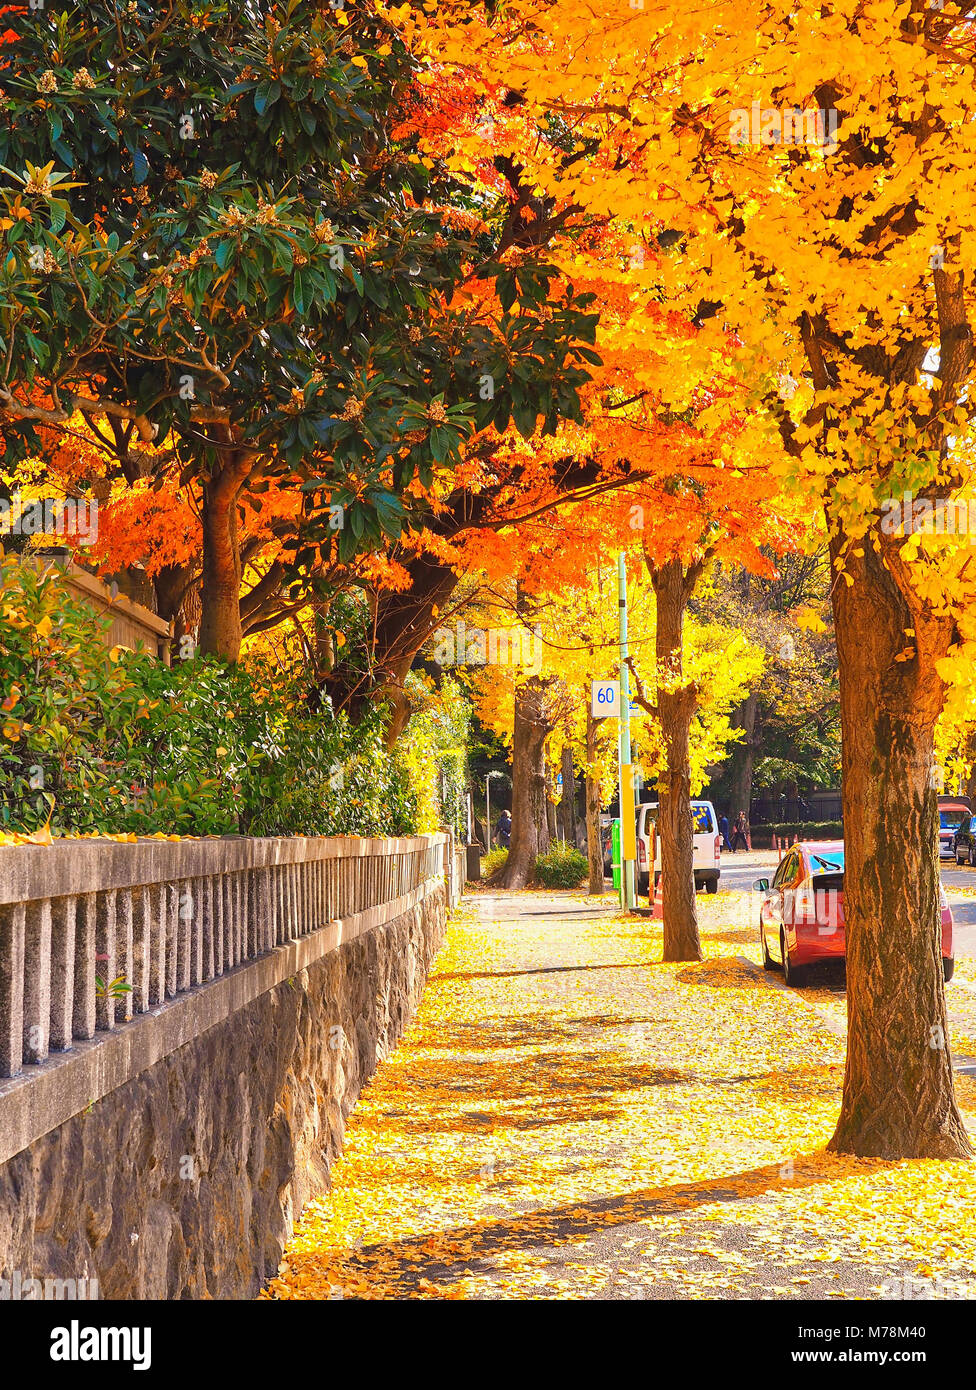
0 882 445 1299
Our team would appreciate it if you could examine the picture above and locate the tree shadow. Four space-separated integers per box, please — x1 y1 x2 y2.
355 1045 698 1136
431 961 652 984
310 1150 873 1297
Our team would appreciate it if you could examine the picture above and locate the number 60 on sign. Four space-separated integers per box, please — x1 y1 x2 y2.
591 680 620 717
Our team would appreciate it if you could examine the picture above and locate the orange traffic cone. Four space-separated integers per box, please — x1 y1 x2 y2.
652 874 664 919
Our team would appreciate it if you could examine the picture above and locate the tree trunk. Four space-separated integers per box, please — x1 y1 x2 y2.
729 691 759 821
557 744 577 844
199 453 252 661
827 518 971 1159
651 556 703 962
499 676 554 888
585 711 605 894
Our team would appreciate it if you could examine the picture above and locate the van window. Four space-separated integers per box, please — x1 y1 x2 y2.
640 803 714 832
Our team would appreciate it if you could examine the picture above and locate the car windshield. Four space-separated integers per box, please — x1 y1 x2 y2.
940 810 968 830
810 851 844 875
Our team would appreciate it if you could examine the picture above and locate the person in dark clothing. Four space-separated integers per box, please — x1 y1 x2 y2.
719 814 731 851
730 811 748 852
494 809 512 849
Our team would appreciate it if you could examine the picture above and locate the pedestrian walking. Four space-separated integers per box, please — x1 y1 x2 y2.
719 813 731 851
730 811 748 853
494 809 512 849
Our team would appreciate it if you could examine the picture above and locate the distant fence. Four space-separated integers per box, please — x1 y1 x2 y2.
24 553 172 663
750 793 843 825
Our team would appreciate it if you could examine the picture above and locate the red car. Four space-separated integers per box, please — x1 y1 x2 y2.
755 840 954 987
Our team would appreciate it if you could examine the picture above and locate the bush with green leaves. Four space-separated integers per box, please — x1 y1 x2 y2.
534 842 588 889
481 847 508 879
0 552 422 838
757 820 844 844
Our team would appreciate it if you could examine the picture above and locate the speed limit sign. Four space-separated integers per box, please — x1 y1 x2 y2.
591 680 620 717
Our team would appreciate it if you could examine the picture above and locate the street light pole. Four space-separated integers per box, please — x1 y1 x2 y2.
618 553 637 909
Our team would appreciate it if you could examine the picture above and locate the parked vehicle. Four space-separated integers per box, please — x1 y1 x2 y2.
637 799 721 896
952 812 976 867
939 802 971 860
755 840 954 986
601 821 614 876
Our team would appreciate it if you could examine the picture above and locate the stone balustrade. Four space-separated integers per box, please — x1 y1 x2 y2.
0 830 453 1087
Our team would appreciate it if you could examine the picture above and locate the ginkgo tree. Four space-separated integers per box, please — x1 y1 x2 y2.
448 548 764 894
423 0 976 1158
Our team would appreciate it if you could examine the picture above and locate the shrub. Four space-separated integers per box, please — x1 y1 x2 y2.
481 847 508 879
534 841 588 889
757 820 844 843
0 552 448 839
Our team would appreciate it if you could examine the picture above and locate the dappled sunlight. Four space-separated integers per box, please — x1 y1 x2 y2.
265 897 976 1300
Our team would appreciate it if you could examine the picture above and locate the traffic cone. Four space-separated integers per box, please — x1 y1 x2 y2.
652 874 664 919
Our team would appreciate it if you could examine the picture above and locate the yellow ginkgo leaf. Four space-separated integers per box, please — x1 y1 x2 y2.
793 606 828 635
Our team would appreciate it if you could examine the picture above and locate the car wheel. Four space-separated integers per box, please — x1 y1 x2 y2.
944 957 955 983
761 924 777 971
781 932 808 988
705 876 718 894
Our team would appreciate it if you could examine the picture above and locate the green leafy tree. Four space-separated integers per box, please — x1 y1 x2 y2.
0 0 597 658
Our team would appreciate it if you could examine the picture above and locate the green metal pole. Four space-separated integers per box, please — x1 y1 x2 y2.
618 553 636 909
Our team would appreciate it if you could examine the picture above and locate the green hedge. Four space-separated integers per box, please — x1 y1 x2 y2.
754 820 844 843
534 842 588 889
481 847 508 879
0 552 422 838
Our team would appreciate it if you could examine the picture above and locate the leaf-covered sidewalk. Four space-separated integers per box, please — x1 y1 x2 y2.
264 893 976 1300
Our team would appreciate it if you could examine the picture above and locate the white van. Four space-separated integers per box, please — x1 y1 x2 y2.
636 800 721 895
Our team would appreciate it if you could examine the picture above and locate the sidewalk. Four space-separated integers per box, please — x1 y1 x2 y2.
266 893 976 1300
